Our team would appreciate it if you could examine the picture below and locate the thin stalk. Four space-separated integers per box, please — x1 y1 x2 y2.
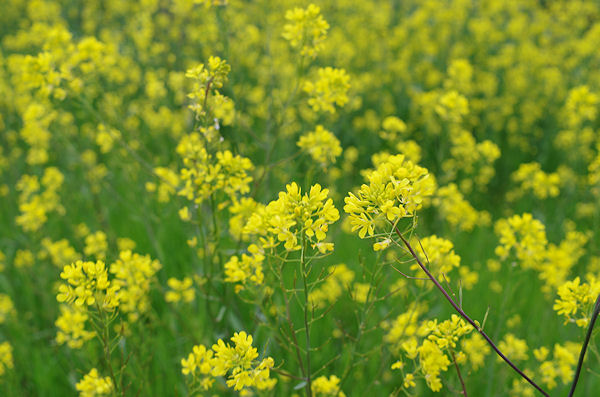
94 302 120 396
392 224 550 397
567 293 600 397
449 349 467 397
337 252 386 395
279 263 306 379
300 233 313 397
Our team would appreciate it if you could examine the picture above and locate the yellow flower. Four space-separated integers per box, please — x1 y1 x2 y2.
165 277 195 303
282 4 329 57
344 154 435 239
312 375 345 396
224 244 265 292
304 67 350 113
0 342 14 377
75 368 113 397
181 331 277 393
57 260 119 310
297 125 342 166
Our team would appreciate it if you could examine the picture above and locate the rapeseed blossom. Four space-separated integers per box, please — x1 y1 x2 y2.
410 235 461 281
244 183 339 252
224 244 265 292
0 342 13 377
109 250 162 320
297 125 342 167
304 67 350 113
55 305 94 349
283 4 329 58
3 0 600 395
495 213 547 269
344 154 435 239
56 260 120 309
176 131 254 206
165 277 195 303
554 276 600 327
186 57 234 124
181 331 276 393
312 375 345 396
75 368 113 397
510 162 561 200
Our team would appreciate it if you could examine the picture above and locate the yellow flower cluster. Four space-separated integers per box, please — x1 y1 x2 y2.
244 183 339 253
282 4 329 58
181 331 276 393
16 167 64 232
297 125 342 167
510 162 561 200
304 67 350 114
17 103 55 165
426 314 474 350
57 260 120 309
389 311 487 393
75 368 113 397
435 90 469 124
541 229 589 292
442 128 500 193
564 85 598 128
176 131 253 207
383 303 427 355
497 334 529 362
535 343 579 390
109 250 161 321
146 167 179 203
84 231 108 260
0 294 15 324
185 57 234 124
55 305 94 349
94 123 120 154
461 333 490 370
312 375 345 396
344 154 435 239
410 235 461 281
40 238 81 268
55 248 161 347
434 183 490 231
495 215 589 292
224 244 265 292
165 277 195 303
495 213 548 270
228 197 261 241
14 249 34 269
553 276 600 327
379 116 408 143
8 25 118 102
589 150 600 196
0 342 13 378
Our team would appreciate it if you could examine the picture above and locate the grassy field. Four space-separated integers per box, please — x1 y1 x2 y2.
1 0 600 396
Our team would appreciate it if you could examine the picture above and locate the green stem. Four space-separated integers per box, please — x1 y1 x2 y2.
300 233 313 397
568 293 600 397
94 302 120 396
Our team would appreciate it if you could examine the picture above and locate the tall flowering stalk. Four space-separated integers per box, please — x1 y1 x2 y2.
344 154 550 396
234 182 340 396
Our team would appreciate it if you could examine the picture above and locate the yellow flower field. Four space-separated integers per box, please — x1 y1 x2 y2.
0 0 599 396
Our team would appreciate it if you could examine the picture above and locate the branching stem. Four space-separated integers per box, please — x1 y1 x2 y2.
391 223 550 397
